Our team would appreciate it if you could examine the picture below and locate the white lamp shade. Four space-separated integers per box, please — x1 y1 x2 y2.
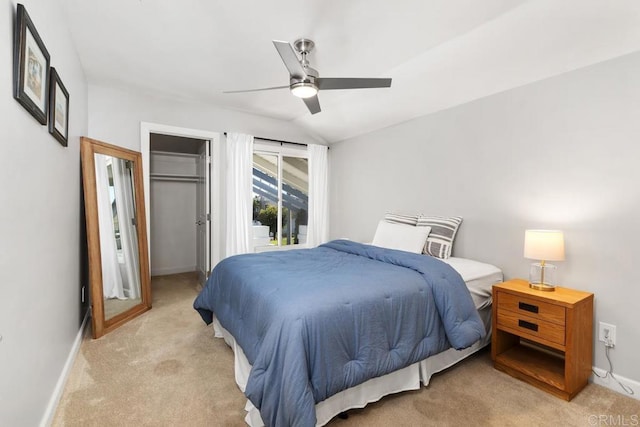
524 230 565 261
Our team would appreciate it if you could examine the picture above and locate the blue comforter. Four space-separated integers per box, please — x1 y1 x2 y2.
194 240 485 427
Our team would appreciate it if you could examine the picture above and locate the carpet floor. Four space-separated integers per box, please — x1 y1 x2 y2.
53 272 640 426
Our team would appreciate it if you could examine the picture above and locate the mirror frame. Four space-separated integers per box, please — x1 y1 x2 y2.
81 137 151 338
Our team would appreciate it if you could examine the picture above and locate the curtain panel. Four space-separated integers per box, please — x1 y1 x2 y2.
225 133 254 257
307 144 329 247
95 155 125 299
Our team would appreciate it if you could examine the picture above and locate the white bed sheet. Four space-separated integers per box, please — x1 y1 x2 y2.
212 256 502 426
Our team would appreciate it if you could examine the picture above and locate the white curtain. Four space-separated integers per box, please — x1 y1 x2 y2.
307 144 329 247
111 158 141 300
95 155 125 299
225 132 254 257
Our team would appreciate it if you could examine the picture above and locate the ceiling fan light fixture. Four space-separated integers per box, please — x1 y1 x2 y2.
291 82 318 99
224 39 391 115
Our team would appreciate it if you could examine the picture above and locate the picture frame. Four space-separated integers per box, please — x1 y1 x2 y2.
13 3 50 125
48 68 70 147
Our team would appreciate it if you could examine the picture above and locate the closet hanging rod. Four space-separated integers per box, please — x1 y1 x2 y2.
150 173 200 183
151 177 199 183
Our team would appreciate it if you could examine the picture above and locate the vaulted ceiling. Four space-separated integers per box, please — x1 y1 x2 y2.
63 0 640 143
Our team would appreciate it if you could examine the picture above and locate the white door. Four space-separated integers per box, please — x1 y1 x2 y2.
196 141 211 285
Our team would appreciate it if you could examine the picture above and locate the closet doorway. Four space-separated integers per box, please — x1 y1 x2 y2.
140 123 222 287
149 133 210 283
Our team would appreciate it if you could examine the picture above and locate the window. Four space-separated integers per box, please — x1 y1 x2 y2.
252 142 309 248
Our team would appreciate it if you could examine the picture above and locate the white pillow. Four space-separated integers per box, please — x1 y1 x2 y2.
372 220 431 254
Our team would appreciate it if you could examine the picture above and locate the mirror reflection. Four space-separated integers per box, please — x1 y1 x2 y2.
81 137 151 339
94 153 142 320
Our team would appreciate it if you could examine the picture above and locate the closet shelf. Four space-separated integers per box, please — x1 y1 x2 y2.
150 150 200 159
150 173 200 182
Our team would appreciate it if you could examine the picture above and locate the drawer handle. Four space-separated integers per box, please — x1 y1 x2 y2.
518 319 539 332
519 302 539 314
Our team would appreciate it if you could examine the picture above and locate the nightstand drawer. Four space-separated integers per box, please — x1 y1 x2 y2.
498 292 565 326
497 308 565 346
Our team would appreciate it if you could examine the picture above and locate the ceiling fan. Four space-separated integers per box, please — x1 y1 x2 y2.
224 38 392 114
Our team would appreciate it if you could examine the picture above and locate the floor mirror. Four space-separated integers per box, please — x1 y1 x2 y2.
81 137 151 338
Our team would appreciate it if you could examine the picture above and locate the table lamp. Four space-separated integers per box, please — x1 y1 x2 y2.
523 229 565 291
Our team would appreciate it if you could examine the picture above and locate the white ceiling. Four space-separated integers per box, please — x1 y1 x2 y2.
63 0 640 143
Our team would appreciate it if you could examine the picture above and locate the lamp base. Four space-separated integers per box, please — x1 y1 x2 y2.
529 282 556 292
529 262 557 291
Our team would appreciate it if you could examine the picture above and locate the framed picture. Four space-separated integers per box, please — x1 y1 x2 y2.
49 68 70 147
13 4 50 125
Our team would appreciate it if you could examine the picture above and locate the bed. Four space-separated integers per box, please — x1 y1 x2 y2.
194 237 502 426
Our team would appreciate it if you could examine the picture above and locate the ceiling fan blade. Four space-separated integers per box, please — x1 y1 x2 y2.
302 95 321 114
273 40 306 79
317 77 392 90
223 85 289 94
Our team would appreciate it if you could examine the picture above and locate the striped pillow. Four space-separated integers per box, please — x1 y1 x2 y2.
416 215 463 259
384 212 419 227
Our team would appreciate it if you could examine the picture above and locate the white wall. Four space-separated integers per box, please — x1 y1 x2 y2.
0 1 88 425
149 152 198 275
150 180 197 275
330 52 640 387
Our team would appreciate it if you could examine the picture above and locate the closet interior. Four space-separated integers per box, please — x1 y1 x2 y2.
149 133 209 282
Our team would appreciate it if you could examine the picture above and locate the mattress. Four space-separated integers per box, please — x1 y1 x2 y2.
213 256 502 426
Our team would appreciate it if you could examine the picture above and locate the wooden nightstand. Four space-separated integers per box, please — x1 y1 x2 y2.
491 279 593 400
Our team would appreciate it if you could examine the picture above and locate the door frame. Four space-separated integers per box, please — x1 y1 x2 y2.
140 122 222 273
196 141 210 283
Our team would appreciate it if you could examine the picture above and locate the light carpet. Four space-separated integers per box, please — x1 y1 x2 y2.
53 272 640 426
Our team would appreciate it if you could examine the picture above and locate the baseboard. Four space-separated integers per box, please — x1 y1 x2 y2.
151 265 196 276
591 366 639 400
39 312 90 427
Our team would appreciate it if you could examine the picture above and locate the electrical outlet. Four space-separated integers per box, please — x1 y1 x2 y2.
598 322 616 347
